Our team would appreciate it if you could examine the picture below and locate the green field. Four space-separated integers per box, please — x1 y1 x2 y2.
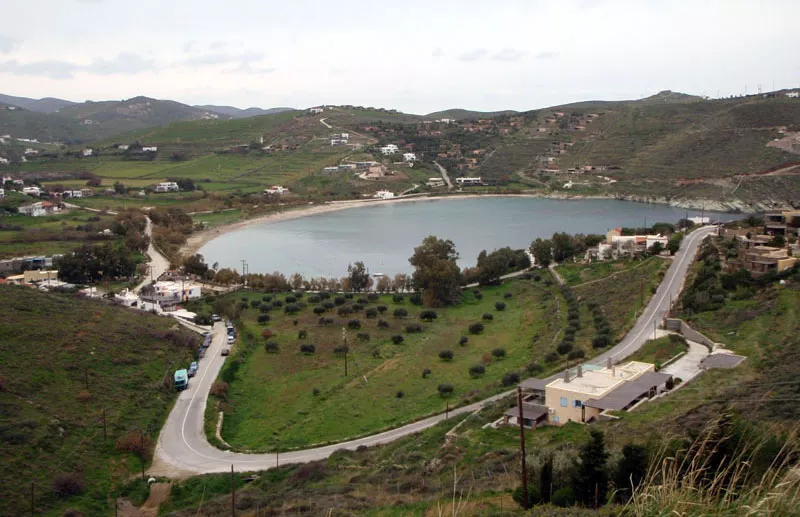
0 285 198 517
556 257 658 286
627 334 687 366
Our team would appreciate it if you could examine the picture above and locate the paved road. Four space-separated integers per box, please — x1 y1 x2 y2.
133 217 170 294
434 161 453 189
319 118 332 129
151 225 716 476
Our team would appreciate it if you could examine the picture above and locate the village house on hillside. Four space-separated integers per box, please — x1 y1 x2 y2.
154 182 179 193
18 201 60 217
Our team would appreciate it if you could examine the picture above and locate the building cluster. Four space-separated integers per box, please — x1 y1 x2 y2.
264 185 289 195
330 133 350 146
154 181 180 193
18 201 62 217
724 210 800 276
587 228 670 260
2 269 73 290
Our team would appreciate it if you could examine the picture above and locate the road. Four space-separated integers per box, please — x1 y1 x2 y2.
319 118 332 129
434 161 453 189
151 225 716 476
133 217 170 294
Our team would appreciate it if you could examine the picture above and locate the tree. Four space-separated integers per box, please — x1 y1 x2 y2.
668 233 684 255
551 232 575 262
183 254 209 277
438 349 453 361
113 181 127 194
347 261 370 292
409 236 462 307
540 455 553 503
650 241 665 256
531 238 552 268
573 428 609 508
376 275 391 293
614 443 648 502
476 249 508 285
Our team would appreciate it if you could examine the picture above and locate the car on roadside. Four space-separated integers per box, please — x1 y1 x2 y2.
221 348 230 356
212 314 221 322
227 334 235 344
187 361 198 377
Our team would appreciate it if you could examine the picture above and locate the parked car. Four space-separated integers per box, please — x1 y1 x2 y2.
198 347 207 359
227 334 235 344
212 314 221 322
187 361 198 377
221 348 230 356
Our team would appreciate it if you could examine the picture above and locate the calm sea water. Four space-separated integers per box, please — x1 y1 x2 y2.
199 197 737 277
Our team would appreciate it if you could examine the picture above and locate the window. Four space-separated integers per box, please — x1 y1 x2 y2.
573 400 582 407
560 397 568 407
553 415 560 423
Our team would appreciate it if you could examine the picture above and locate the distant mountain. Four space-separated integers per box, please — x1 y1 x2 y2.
424 108 518 120
0 103 90 143
0 93 77 113
196 105 295 119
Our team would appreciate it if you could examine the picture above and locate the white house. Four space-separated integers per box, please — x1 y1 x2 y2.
265 185 288 195
117 144 130 150
403 152 417 162
18 201 59 217
689 216 711 225
154 182 179 193
0 188 5 198
455 177 483 186
374 190 395 200
426 177 445 187
322 166 340 175
330 139 347 146
380 144 399 155
82 148 93 157
787 91 799 99
24 148 39 156
63 190 83 198
22 186 42 196
338 163 356 170
309 107 324 114
0 157 9 165
437 118 455 124
153 281 201 301
142 146 158 152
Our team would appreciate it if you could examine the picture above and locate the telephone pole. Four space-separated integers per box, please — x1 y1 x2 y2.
517 387 528 509
342 327 348 377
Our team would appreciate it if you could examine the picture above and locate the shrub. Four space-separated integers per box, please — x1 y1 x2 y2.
492 348 506 359
284 303 300 314
438 349 454 361
259 304 271 313
391 335 404 344
378 319 390 329
351 303 364 312
419 310 438 321
333 345 349 355
557 341 574 355
552 487 576 507
365 308 378 318
323 301 335 310
405 323 423 333
298 329 307 339
239 301 249 310
115 430 152 457
393 307 408 318
357 297 368 304
422 368 432 379
469 322 485 334
592 334 612 348
409 293 422 305
318 292 330 300
396 390 404 398
567 349 586 360
504 292 513 299
53 473 86 497
392 294 404 303
249 300 260 308
264 342 279 353
285 295 297 303
469 364 486 377
257 314 270 324
437 383 454 396
334 296 346 306
544 351 559 363
210 381 229 398
474 292 483 300
241 296 248 302
312 387 320 396
367 293 379 301
344 293 354 299
458 336 468 346
482 313 494 321
495 301 506 311
313 306 326 315
261 329 274 340
337 306 354 316
307 295 320 304
318 317 334 326
272 300 283 308
348 319 361 329
356 332 370 342
262 295 273 302
526 362 543 374
512 485 541 509
377 305 388 314
299 344 316 354
502 372 520 386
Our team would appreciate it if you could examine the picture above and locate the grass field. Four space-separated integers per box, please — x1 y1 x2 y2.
556 257 656 286
0 285 198 517
626 334 687 366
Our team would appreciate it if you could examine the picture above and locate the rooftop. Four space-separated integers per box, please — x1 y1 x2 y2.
547 361 654 396
584 371 671 411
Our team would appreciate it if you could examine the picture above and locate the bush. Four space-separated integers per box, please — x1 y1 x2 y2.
512 485 541 509
438 349 454 361
437 383 454 396
318 292 330 300
262 295 273 302
344 293 354 299
356 332 370 342
393 307 408 318
492 348 506 359
482 313 494 321
312 387 320 396
261 329 274 340
409 293 422 305
592 334 612 348
469 364 486 377
333 345 349 355
422 368 431 379
284 303 300 314
318 317 334 326
285 295 297 303
469 322 485 334
356 297 368 304
378 319 390 329
502 372 520 386
299 344 316 354
257 314 270 324
259 304 271 313
53 473 86 497
504 292 513 299
334 296 346 306
351 303 364 312
495 301 506 311
239 301 249 310
419 310 438 321
567 348 586 360
367 293 379 301
264 342 279 353
405 323 423 333
365 308 378 318
307 295 320 304
377 305 388 314
348 319 361 329
272 300 283 308
557 341 574 355
298 329 307 339
544 351 559 363
210 381 229 398
313 306 326 315
552 487 576 507
458 336 468 346
337 306 354 316
396 390 404 398
323 301 335 310
249 299 260 308
391 335 404 344
526 362 543 374
474 292 483 300
392 294 404 303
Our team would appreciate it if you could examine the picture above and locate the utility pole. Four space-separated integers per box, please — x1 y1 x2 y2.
342 327 348 377
231 464 236 517
517 387 528 509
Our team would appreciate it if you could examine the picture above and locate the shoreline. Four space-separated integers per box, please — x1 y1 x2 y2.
180 191 745 257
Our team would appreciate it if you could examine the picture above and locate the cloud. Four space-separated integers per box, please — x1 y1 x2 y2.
183 40 195 53
0 34 19 54
491 48 528 62
0 59 78 79
86 53 156 75
535 51 559 60
209 41 227 50
182 51 263 67
230 62 275 75
0 53 157 79
457 48 488 62
432 47 444 58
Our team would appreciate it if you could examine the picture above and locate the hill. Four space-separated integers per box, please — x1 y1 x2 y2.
0 103 91 143
424 108 519 120
0 285 199 516
0 93 77 113
195 105 295 119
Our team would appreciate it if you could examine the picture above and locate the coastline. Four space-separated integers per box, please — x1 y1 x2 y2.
180 191 746 257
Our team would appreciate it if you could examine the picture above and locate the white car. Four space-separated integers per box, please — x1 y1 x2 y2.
227 335 235 344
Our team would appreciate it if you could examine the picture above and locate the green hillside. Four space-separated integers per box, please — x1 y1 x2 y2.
424 108 519 120
0 285 199 516
0 104 92 143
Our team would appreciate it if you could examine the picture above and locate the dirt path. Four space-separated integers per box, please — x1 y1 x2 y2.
118 483 172 517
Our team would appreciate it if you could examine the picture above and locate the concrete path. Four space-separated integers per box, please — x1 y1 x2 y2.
151 226 718 476
134 217 170 294
319 118 332 129
662 340 709 383
434 161 453 189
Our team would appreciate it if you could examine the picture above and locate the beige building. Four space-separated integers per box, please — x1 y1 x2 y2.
764 210 800 236
7 270 59 285
741 246 798 276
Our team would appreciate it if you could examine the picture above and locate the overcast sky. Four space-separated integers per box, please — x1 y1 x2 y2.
0 0 798 113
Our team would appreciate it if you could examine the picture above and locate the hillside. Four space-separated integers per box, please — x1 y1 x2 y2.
0 103 92 143
195 105 295 118
0 285 199 516
424 108 519 120
0 93 77 113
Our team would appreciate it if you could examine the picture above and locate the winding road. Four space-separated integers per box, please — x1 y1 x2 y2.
133 217 170 294
150 225 717 476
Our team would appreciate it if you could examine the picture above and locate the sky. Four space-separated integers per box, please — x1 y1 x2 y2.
0 0 798 114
